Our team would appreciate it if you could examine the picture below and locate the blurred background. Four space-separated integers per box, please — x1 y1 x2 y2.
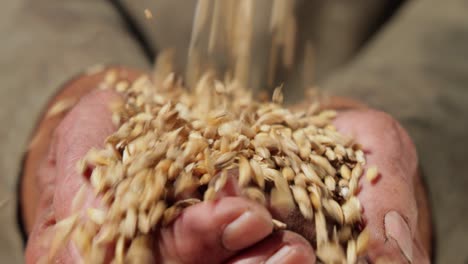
1 0 468 263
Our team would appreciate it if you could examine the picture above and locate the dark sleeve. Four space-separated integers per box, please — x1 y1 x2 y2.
321 1 468 263
0 1 150 262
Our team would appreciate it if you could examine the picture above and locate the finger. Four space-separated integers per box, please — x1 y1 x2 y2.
51 89 122 261
227 231 315 264
412 236 430 264
333 109 429 263
54 89 122 220
25 140 64 263
26 69 145 263
25 185 80 263
158 196 274 264
25 187 57 263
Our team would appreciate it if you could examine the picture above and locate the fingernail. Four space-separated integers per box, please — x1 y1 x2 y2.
222 211 261 251
384 211 413 263
266 246 293 264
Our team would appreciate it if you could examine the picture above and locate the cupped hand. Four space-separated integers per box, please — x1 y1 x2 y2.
25 89 431 263
333 109 431 263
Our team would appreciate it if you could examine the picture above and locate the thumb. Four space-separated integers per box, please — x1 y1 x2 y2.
53 90 122 262
333 109 430 263
25 89 123 263
54 89 122 221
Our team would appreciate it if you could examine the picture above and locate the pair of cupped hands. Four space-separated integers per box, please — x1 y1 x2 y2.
23 69 431 263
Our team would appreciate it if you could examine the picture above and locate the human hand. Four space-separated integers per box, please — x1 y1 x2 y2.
332 109 431 263
24 88 431 263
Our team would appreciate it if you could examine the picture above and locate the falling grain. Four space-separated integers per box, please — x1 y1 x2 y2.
144 9 153 19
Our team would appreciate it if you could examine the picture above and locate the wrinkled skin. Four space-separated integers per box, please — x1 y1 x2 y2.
22 71 431 263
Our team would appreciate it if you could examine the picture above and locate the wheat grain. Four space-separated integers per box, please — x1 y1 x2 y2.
316 241 346 264
87 208 106 226
342 197 361 224
243 187 267 205
366 165 379 183
46 98 77 117
49 214 79 261
322 199 344 225
291 186 313 220
144 8 153 19
356 228 370 256
347 239 357 264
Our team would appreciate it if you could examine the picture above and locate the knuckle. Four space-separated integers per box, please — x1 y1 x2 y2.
363 110 416 152
360 109 418 178
363 110 401 136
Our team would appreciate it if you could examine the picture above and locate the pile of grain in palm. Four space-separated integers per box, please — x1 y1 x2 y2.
46 1 375 262
47 67 371 264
